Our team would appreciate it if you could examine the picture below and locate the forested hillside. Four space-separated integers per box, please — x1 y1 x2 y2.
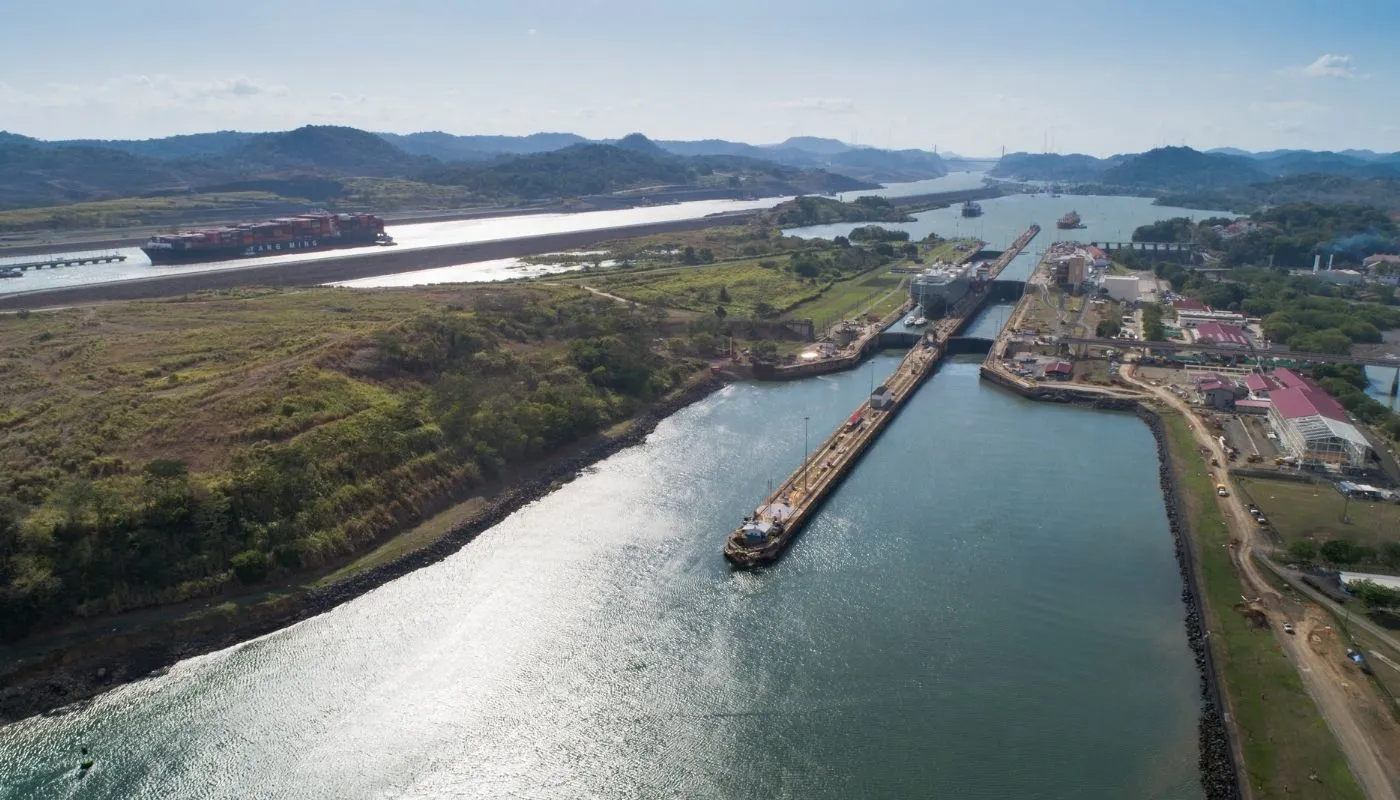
0 286 699 640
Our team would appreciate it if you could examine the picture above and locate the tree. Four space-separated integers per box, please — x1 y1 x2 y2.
1320 538 1375 565
682 246 698 265
718 286 731 303
753 301 777 319
1287 539 1318 563
714 305 727 321
1350 580 1400 611
1382 541 1400 570
230 550 271 585
698 248 715 264
833 235 850 248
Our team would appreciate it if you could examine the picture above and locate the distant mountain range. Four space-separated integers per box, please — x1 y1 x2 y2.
0 127 951 211
0 126 911 212
993 145 1400 187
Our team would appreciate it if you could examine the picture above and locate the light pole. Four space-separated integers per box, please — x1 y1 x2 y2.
803 416 811 491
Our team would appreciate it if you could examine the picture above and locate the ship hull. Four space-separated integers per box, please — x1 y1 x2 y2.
142 232 383 265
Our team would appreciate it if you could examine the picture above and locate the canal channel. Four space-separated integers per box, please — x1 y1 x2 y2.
0 294 1203 799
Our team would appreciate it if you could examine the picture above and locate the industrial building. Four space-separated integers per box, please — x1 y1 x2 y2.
1175 309 1247 328
1101 275 1140 303
1267 379 1371 468
1193 322 1252 348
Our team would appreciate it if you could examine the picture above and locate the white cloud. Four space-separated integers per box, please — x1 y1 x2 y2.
1301 54 1360 79
780 97 855 114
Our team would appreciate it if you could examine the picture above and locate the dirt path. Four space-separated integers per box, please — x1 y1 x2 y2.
1123 364 1400 799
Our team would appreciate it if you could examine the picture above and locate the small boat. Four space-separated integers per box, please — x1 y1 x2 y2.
912 316 928 326
377 235 398 247
0 268 22 279
904 313 918 325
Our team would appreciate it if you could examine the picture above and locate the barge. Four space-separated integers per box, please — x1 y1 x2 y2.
725 224 1041 568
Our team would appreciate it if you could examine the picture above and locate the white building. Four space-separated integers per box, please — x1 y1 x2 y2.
1101 275 1140 303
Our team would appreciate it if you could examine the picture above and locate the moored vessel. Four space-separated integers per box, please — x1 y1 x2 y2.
141 212 390 264
960 200 983 218
1056 210 1084 230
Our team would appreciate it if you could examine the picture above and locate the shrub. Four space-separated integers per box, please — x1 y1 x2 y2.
231 549 271 585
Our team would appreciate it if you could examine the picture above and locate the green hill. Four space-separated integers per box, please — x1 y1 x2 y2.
1099 146 1268 191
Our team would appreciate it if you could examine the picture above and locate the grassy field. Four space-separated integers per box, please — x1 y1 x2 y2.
1237 476 1400 557
580 258 828 317
1164 412 1364 798
0 192 301 234
336 177 480 210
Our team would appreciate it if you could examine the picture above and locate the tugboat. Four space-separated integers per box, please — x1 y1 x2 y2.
960 200 983 218
1057 210 1084 230
904 306 923 326
0 267 21 279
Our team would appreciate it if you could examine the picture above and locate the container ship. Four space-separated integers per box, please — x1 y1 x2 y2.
1056 210 1084 230
960 200 983 218
141 212 391 264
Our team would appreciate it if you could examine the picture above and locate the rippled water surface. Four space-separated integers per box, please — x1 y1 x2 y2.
0 346 1201 799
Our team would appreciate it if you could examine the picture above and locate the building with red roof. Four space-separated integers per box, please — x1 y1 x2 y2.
1172 297 1209 312
1244 373 1280 397
1043 360 1073 380
1268 382 1370 468
1194 322 1251 348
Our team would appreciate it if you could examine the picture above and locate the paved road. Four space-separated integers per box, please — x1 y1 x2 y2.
1124 365 1400 799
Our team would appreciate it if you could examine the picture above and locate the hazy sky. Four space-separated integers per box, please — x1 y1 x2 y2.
2 0 1397 155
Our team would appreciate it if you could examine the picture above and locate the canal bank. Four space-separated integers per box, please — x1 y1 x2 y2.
0 354 1203 799
0 375 729 726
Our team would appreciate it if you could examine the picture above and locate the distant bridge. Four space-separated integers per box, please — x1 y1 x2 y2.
1060 336 1400 369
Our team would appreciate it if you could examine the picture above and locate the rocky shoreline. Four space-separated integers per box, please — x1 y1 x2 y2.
994 385 1243 800
0 376 726 725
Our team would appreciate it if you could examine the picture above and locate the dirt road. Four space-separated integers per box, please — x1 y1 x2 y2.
1123 365 1400 799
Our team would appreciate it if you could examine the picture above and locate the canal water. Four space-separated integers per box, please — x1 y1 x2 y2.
784 191 1226 253
0 330 1203 799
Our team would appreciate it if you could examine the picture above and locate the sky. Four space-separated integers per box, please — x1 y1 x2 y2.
2 0 1398 155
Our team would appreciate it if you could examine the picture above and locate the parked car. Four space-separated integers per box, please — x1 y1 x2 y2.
1283 623 1294 635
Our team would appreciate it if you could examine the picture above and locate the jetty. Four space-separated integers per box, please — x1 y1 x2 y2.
0 251 127 272
724 225 1040 567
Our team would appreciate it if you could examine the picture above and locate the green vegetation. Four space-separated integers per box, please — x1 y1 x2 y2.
1141 302 1166 341
0 192 300 234
1164 413 1364 798
419 138 870 202
0 286 700 641
1350 580 1400 611
1237 476 1400 562
769 195 912 227
848 225 911 242
1159 175 1400 215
